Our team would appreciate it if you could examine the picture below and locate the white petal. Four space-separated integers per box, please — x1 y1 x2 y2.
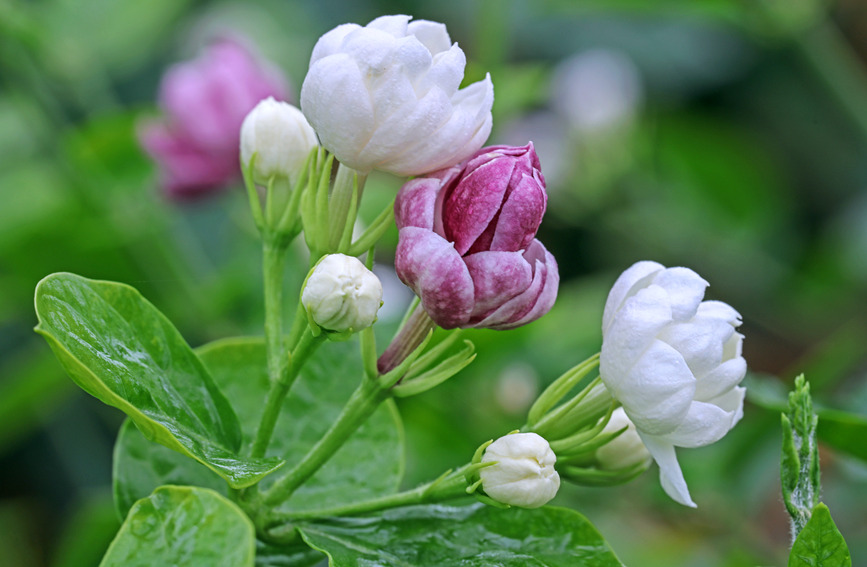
344 27 402 75
694 356 746 401
658 317 732 379
639 433 696 507
408 19 452 54
662 399 739 448
381 76 493 176
600 284 673 383
610 340 695 435
708 386 746 426
301 55 375 172
696 300 742 326
366 14 411 37
651 267 708 321
309 23 358 64
601 261 664 335
418 44 466 96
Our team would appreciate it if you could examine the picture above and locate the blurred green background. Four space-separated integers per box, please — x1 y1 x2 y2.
2 0 866 565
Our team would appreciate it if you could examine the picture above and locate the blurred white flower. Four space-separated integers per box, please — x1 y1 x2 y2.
551 49 643 133
600 261 746 507
480 432 560 508
596 407 653 471
300 14 493 176
495 362 540 415
301 254 382 333
240 97 318 185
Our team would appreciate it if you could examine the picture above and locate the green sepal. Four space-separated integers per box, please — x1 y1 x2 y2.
378 330 433 389
527 353 600 428
241 151 265 231
558 461 649 487
336 171 359 253
348 199 396 257
391 340 476 398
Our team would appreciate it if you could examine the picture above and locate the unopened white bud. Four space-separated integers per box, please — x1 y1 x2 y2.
301 254 382 333
240 97 318 185
480 432 560 508
596 408 652 471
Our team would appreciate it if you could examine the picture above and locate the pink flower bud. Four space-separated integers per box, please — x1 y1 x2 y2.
138 37 289 199
394 143 558 329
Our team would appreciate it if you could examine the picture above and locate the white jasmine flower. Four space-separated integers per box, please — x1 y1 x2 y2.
240 97 318 185
300 14 493 176
301 254 383 333
480 432 560 508
600 261 746 507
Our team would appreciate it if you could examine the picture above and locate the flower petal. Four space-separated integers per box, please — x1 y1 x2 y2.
471 240 558 330
657 316 733 380
605 339 695 436
301 54 375 172
395 177 443 230
601 261 664 335
600 284 673 385
464 251 533 316
662 395 742 449
694 356 746 401
651 267 708 322
639 433 696 507
408 19 452 55
394 227 474 328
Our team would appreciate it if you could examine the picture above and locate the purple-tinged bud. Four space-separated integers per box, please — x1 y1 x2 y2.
394 143 558 330
138 37 289 199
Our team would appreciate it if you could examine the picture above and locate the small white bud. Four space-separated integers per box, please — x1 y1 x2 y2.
596 408 653 471
480 432 560 509
240 97 318 185
301 254 382 333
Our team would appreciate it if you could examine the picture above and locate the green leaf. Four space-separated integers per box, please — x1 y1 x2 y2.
113 336 404 518
34 273 283 489
788 503 851 567
255 540 325 567
100 486 255 567
298 503 624 566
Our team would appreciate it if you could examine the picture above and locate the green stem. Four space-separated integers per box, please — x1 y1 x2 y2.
251 328 325 458
261 377 388 506
263 238 288 387
267 466 470 524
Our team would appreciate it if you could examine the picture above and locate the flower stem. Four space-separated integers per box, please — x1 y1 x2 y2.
261 376 389 505
377 306 437 374
262 237 288 389
251 327 325 458
267 466 471 524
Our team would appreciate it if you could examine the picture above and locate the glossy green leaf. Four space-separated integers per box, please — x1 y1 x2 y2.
100 486 255 567
34 273 283 488
255 540 326 567
113 336 404 518
789 503 851 567
298 503 624 566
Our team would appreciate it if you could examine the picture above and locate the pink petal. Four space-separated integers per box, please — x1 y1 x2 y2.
395 227 474 328
464 251 533 316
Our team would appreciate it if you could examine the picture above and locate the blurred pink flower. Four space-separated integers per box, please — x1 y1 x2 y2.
394 143 559 329
139 38 289 199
